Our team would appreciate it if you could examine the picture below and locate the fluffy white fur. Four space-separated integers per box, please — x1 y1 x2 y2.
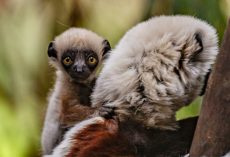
92 15 218 130
42 76 63 155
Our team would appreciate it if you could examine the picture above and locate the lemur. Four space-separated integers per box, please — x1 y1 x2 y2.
41 28 111 155
92 15 218 130
45 15 218 157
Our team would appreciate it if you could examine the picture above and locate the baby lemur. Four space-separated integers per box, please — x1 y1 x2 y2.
41 28 111 155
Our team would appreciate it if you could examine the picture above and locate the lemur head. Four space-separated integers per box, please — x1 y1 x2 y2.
47 28 111 83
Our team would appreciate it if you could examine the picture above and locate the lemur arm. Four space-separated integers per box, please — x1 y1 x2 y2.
41 91 62 155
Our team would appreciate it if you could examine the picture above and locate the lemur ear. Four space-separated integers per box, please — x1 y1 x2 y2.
182 33 203 64
189 33 203 62
102 39 111 58
178 33 204 70
48 41 57 59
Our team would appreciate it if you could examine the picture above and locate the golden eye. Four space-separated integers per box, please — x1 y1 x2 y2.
63 57 73 65
87 56 97 65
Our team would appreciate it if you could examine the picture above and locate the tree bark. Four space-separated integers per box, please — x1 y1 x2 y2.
189 19 230 157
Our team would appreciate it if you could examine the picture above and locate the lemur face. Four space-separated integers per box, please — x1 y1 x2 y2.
47 28 111 82
60 49 99 81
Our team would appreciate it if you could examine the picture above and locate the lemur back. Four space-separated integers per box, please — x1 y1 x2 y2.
92 15 218 130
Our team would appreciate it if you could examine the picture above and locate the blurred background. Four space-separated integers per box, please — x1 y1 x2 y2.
0 0 229 156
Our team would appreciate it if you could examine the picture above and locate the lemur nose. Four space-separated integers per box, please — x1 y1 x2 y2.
73 65 84 73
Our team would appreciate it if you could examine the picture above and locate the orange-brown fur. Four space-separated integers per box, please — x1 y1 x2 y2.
66 119 136 157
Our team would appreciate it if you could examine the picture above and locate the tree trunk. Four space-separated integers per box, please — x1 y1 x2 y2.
189 18 230 157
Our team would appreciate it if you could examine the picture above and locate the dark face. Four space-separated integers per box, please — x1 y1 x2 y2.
61 49 99 81
47 39 111 82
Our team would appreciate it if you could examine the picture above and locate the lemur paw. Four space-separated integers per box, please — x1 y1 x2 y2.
99 106 116 119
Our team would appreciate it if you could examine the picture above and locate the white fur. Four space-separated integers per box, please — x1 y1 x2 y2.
184 151 230 157
41 72 63 154
54 28 105 61
45 117 104 157
223 152 230 157
92 15 218 130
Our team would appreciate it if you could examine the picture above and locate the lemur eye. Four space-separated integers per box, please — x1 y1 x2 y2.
63 57 73 65
87 56 97 65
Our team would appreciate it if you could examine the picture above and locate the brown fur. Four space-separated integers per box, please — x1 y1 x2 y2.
59 80 96 130
53 117 197 157
66 119 136 157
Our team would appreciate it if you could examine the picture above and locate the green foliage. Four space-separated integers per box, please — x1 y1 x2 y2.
173 0 226 41
176 97 202 120
0 0 228 156
0 99 40 157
